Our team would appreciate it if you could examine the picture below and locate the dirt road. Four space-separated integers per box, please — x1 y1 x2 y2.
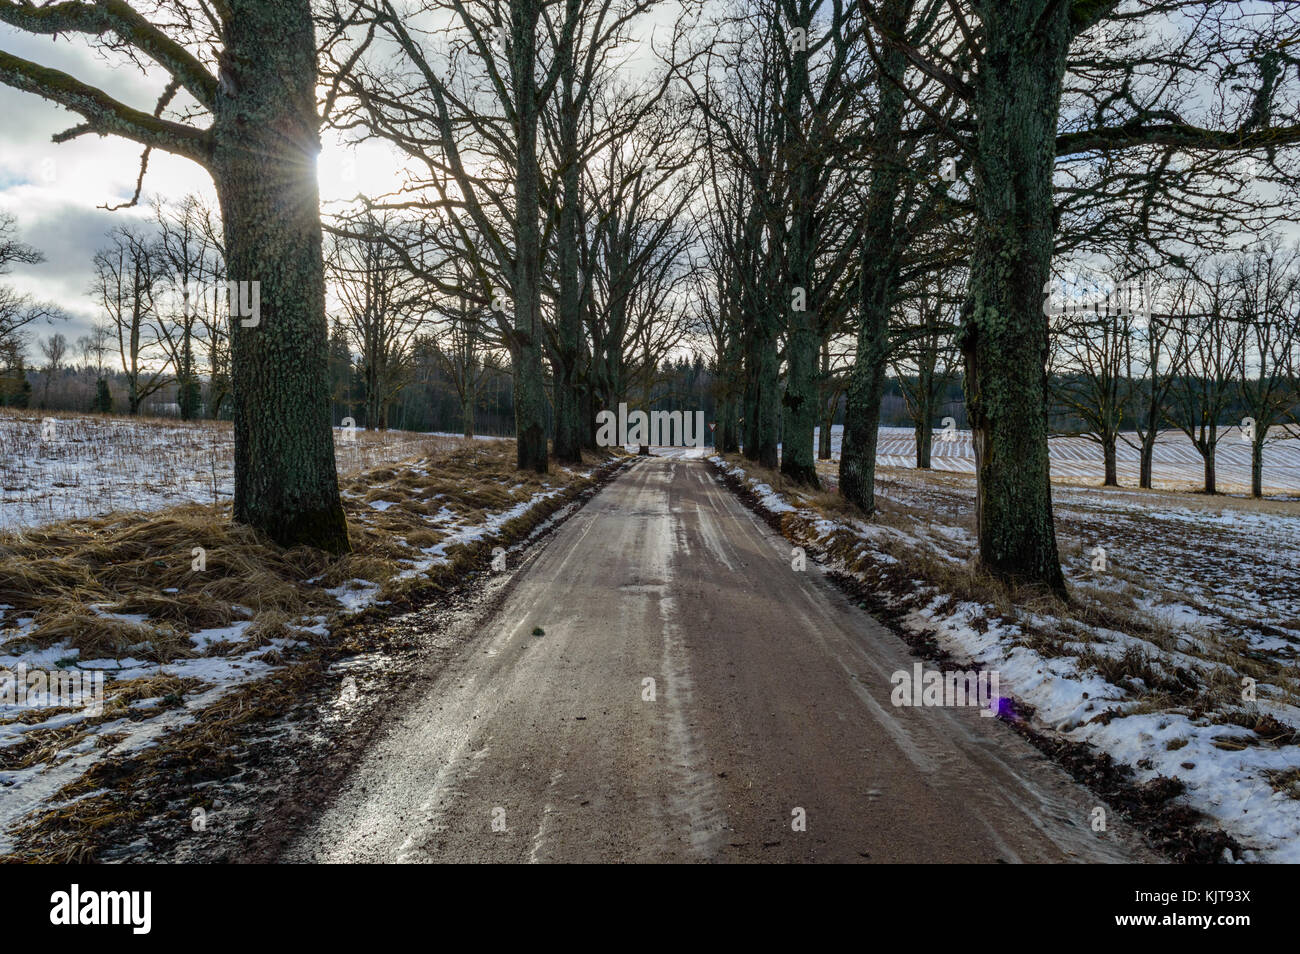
287 457 1154 863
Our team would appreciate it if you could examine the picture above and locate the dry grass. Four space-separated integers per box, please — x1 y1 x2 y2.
1 438 603 662
7 657 332 862
0 436 613 782
1 507 336 664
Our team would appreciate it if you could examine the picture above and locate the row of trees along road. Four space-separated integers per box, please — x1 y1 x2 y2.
0 0 699 547
1 1 1298 597
694 0 1300 596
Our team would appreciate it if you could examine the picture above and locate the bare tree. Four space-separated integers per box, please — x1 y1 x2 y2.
1123 268 1192 490
1048 268 1144 487
154 196 220 420
685 0 864 484
892 290 961 470
0 213 63 359
537 0 684 462
91 226 172 415
339 0 562 471
327 213 425 430
76 323 115 412
38 332 67 408
1165 261 1247 495
854 0 1300 592
1235 240 1300 497
430 290 498 439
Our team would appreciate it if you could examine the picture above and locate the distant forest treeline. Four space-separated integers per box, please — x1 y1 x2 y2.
10 347 1288 449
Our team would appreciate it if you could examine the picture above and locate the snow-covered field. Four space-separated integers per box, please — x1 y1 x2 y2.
0 411 464 530
715 454 1300 862
816 425 1300 494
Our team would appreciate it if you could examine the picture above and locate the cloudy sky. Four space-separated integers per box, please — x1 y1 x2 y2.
1 29 205 338
0 25 406 353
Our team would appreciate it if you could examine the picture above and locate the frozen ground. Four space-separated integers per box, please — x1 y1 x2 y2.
7 407 1297 858
0 474 574 855
716 454 1300 862
0 417 601 856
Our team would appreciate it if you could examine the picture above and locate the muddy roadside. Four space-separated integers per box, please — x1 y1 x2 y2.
7 456 635 863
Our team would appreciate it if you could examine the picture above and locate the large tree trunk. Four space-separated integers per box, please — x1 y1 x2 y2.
818 387 836 461
719 327 742 454
722 395 740 453
915 419 932 469
915 359 935 469
817 338 836 461
959 0 1070 594
818 416 834 460
782 314 820 484
511 0 549 473
215 0 348 553
741 323 760 461
841 305 889 510
839 0 906 513
1103 435 1118 486
552 367 581 461
551 48 583 465
579 376 597 451
778 37 820 488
